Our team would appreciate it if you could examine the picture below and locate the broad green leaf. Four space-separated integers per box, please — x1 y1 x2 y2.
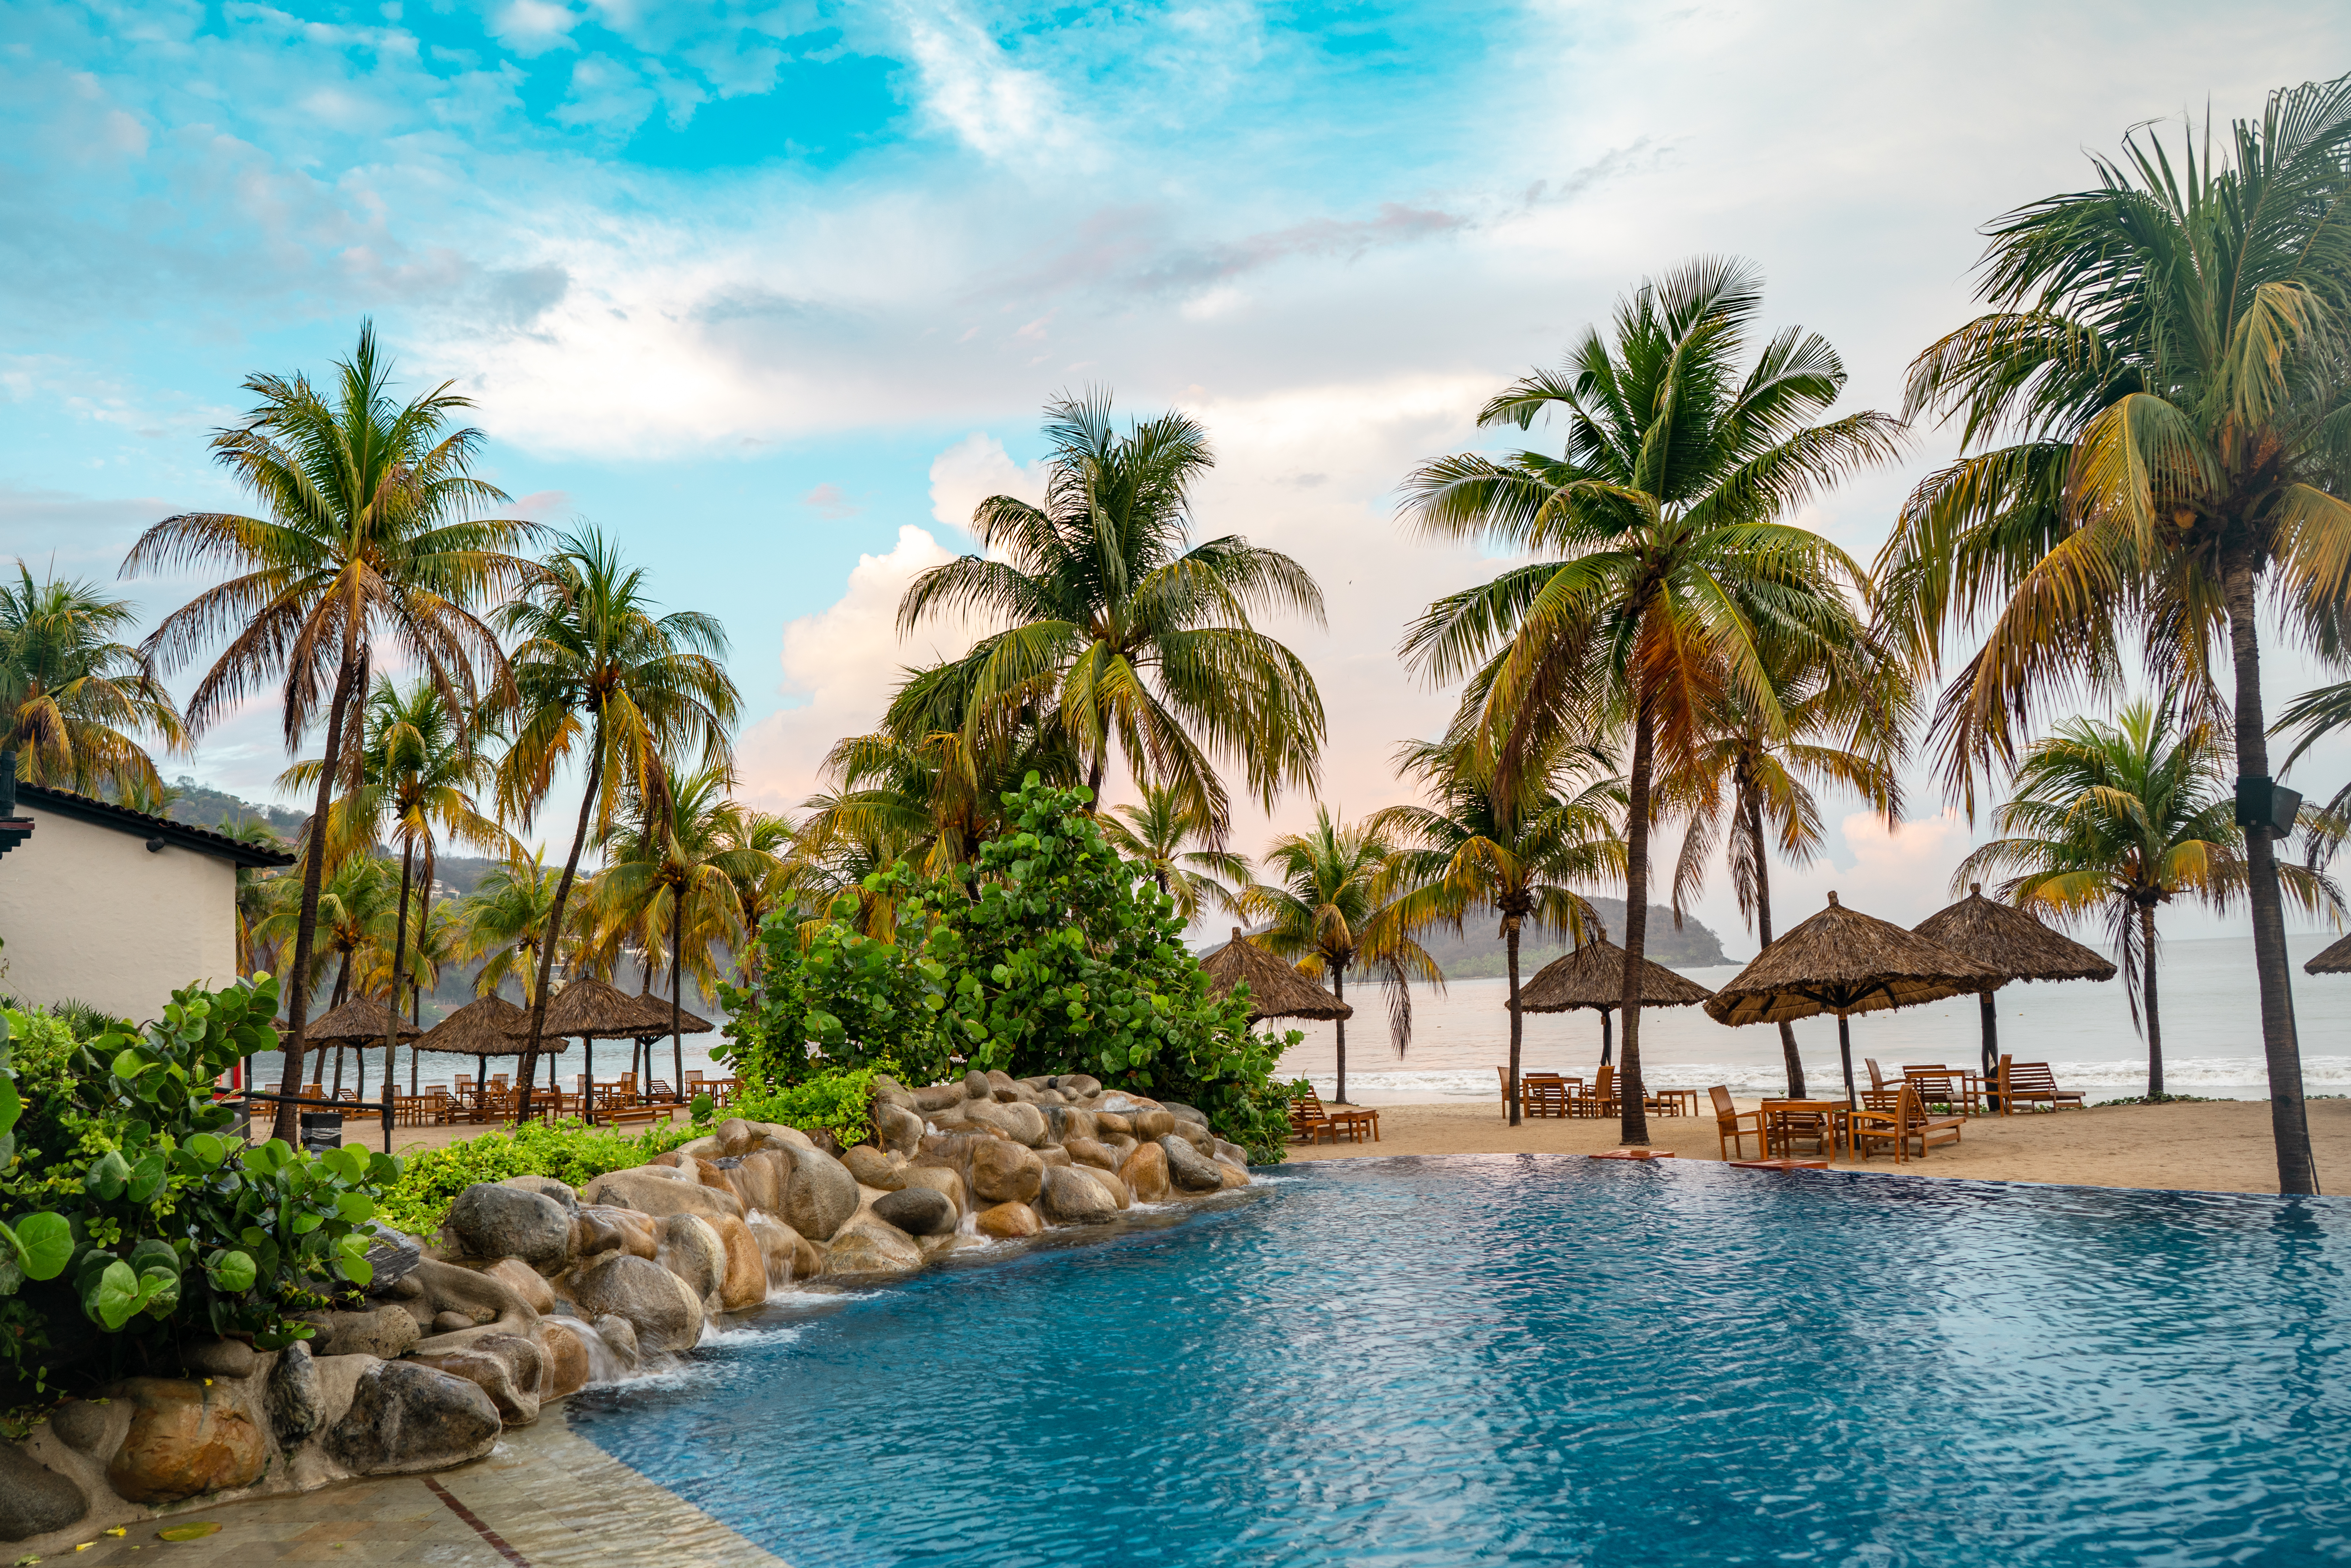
291 1212 322 1234
187 1133 228 1169
139 1267 180 1318
86 1150 130 1202
90 1259 141 1330
126 1155 168 1204
0 1075 18 1136
206 1249 256 1294
334 1192 375 1223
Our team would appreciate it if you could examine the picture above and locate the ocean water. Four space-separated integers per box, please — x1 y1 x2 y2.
1280 932 2351 1103
569 1158 2351 1567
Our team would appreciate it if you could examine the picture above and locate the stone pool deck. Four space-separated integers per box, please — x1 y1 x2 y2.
44 1415 779 1567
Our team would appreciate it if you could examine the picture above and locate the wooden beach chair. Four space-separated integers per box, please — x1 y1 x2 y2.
1996 1057 2084 1114
603 1103 672 1129
1902 1066 1965 1116
1711 1086 1765 1160
1862 1059 1904 1111
1761 1099 1836 1159
1291 1084 1342 1143
1849 1084 1966 1162
1522 1074 1572 1119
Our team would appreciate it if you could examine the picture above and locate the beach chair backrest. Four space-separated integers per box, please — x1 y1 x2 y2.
1496 1065 1511 1102
2006 1061 2059 1093
1297 1084 1327 1120
1595 1062 1614 1098
1867 1058 1889 1091
1708 1085 1736 1121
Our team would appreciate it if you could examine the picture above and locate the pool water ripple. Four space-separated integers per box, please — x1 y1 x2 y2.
567 1157 2350 1566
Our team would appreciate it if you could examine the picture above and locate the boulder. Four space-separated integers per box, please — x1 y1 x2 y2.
1120 1143 1171 1203
715 1117 758 1156
445 1183 573 1274
1089 1168 1132 1209
1064 1136 1120 1172
874 1101 925 1155
656 1214 728 1311
842 1145 903 1190
1103 1134 1139 1163
1033 1144 1072 1168
1093 1111 1133 1138
869 1073 916 1107
409 1258 538 1350
898 1164 968 1216
1168 1121 1213 1153
486 1258 557 1316
1034 1087 1069 1107
1162 1100 1209 1131
0 1443 85 1541
497 1174 580 1213
433 1312 476 1334
410 1334 544 1427
910 1083 964 1114
181 1337 258 1380
721 1149 791 1214
672 1135 726 1160
573 1204 659 1263
1161 1133 1225 1192
963 1069 994 1100
745 1214 821 1286
782 1147 861 1241
568 1252 705 1353
1059 1073 1103 1099
325 1362 501 1475
872 1186 957 1237
1130 1108 1177 1141
49 1399 111 1454
969 1141 1044 1204
974 1201 1042 1239
1038 1165 1118 1225
748 1122 816 1152
105 1377 267 1504
581 1167 744 1221
1043 1106 1098 1145
710 1214 770 1310
968 1099 1049 1147
821 1217 924 1276
539 1320 592 1396
299 1303 421 1360
359 1223 425 1294
1213 1139 1250 1168
1219 1161 1253 1190
266 1342 326 1446
593 1315 640 1372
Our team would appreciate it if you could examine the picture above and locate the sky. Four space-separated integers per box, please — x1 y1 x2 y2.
6 0 2351 953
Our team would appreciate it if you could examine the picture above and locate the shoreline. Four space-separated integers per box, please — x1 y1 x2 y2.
1283 1097 2351 1196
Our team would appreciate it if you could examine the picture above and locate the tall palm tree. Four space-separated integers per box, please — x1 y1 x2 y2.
1099 781 1252 925
1957 698 2338 1098
0 564 183 796
897 391 1326 833
223 820 288 974
594 767 775 1095
496 529 738 1117
1400 259 1900 1144
1874 78 2351 1192
1237 808 1444 1104
1375 737 1623 1125
457 852 564 1006
1661 631 1913 1097
718 806 805 973
125 325 536 1141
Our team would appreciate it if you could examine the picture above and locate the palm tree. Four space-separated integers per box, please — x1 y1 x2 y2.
496 529 739 1116
1237 808 1444 1104
457 852 564 1006
221 819 288 974
1099 782 1252 925
1661 632 1913 1097
0 564 183 795
1873 79 2351 1192
1375 737 1623 1124
1400 259 1900 1144
594 767 775 1096
125 325 536 1141
718 806 805 972
897 391 1326 833
1957 698 2339 1098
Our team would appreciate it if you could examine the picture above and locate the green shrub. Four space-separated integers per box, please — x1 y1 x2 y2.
731 1066 890 1149
378 1118 702 1236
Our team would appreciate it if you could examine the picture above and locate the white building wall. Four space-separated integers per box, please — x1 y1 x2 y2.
0 806 240 1022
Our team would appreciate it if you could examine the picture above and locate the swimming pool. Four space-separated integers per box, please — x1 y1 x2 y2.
567 1158 2351 1566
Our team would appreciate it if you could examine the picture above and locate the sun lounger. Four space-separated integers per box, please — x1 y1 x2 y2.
1849 1084 1964 1162
1291 1084 1376 1143
1996 1056 2084 1113
1710 1086 1765 1160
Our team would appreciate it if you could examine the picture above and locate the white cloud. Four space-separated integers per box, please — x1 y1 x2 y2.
896 2 1092 166
926 431 1045 535
491 0 582 56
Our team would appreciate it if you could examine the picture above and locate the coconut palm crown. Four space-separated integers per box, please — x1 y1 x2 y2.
0 564 184 796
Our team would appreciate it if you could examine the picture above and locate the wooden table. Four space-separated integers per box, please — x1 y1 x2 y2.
1760 1099 1849 1158
1647 1089 1700 1117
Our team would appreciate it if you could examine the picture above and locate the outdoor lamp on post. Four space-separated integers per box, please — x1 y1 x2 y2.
2235 776 2302 837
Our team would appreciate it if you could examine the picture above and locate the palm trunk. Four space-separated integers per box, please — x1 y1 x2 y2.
410 850 432 1094
672 891 686 1103
2223 554 2317 1193
1504 917 1524 1127
1618 702 1654 1144
385 839 414 1103
272 629 360 1143
1331 962 1349 1104
1086 751 1106 805
1745 784 1804 1099
1978 991 1999 1107
2142 901 2164 1099
1600 1010 1612 1067
519 739 603 1121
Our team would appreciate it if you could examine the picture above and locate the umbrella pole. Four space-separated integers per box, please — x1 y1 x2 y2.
585 1035 596 1126
1979 990 2000 1111
1600 1009 1613 1068
1838 1014 1856 1110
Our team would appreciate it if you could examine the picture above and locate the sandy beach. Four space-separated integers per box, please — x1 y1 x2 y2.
1286 1096 2351 1196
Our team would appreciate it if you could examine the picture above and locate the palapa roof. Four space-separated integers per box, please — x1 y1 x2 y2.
1912 885 2116 985
1519 936 1714 1013
1199 928 1354 1022
2305 930 2351 975
293 996 421 1045
411 994 559 1058
629 988 714 1036
504 976 658 1041
1703 891 2005 1026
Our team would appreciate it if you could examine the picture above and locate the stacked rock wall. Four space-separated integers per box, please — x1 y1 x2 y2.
0 1073 1251 1555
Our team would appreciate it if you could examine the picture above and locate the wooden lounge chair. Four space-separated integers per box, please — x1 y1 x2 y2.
1849 1084 1965 1162
603 1103 673 1129
1760 1099 1836 1158
1293 1084 1379 1144
1862 1059 1904 1111
1522 1074 1572 1119
1291 1084 1342 1143
1711 1086 1765 1160
1996 1057 2084 1113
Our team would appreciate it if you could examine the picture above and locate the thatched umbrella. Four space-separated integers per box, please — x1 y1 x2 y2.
1520 936 1714 1070
2304 931 2351 976
410 994 542 1097
1913 884 2116 1088
296 997 420 1104
1703 891 2004 1106
505 977 648 1120
629 988 715 1101
1200 929 1354 1023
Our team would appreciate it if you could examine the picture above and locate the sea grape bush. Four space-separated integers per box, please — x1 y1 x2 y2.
379 1116 704 1236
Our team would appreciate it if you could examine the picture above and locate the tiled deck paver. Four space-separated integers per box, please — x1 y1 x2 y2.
43 1413 783 1567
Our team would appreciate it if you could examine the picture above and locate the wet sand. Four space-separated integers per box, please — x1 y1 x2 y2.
1285 1096 2351 1196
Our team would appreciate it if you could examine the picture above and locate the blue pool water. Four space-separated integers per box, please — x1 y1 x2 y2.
567 1158 2351 1566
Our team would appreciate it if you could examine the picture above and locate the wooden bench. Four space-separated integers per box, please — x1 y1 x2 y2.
602 1104 676 1130
1997 1056 2084 1113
